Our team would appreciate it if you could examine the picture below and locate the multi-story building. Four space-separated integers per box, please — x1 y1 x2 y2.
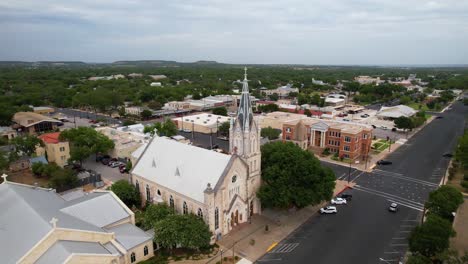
37 132 70 168
262 84 299 98
282 118 372 161
96 127 149 160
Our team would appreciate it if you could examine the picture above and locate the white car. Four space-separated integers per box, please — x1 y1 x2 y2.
331 198 347 205
320 206 337 214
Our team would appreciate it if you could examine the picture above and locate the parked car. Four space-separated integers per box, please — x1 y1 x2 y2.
96 154 110 162
388 203 398 212
442 153 453 158
377 160 393 165
110 161 124 168
338 193 353 201
183 129 192 133
320 206 337 214
343 119 350 122
217 136 229 141
436 116 444 119
101 158 111 165
380 126 388 130
360 114 369 118
331 198 347 205
371 125 377 129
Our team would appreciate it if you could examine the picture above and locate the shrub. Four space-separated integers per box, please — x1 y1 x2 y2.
322 148 330 156
461 180 468 189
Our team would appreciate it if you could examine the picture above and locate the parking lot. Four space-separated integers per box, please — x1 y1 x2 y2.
82 158 130 184
334 108 405 140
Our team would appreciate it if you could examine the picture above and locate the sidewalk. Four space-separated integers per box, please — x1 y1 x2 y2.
207 180 355 263
317 116 435 172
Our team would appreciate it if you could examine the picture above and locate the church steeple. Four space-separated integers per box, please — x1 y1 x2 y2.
236 67 254 131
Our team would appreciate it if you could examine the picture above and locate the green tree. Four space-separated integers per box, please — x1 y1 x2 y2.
394 116 414 131
11 135 44 156
425 185 463 220
141 203 174 230
212 106 228 116
110 180 141 209
144 119 178 137
258 104 279 113
261 127 281 140
60 127 115 164
455 131 468 169
406 253 431 264
304 109 312 117
153 214 211 251
140 109 153 120
49 168 78 191
218 121 230 136
408 215 455 258
258 142 336 208
269 93 279 101
0 150 9 173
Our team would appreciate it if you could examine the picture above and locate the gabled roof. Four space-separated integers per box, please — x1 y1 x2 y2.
105 223 152 250
35 241 113 264
132 136 232 203
38 132 62 144
0 182 134 263
12 112 61 128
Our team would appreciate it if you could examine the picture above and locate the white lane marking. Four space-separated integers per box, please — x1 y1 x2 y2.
353 185 424 211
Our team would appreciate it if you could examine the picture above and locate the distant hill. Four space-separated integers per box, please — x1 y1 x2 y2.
0 61 88 67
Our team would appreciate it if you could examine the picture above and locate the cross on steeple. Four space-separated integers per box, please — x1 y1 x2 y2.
50 217 58 228
1 174 7 183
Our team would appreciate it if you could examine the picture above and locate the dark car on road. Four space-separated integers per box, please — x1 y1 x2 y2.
339 193 353 201
377 160 392 165
442 153 453 158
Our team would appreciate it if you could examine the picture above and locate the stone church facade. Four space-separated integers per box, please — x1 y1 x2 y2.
131 68 262 238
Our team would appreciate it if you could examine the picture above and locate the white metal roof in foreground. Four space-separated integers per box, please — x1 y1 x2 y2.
132 136 232 203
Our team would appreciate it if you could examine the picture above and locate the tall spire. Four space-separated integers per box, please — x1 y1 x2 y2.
236 67 253 131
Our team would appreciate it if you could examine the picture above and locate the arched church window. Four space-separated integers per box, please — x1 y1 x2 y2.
169 195 174 209
145 184 151 202
183 201 188 214
135 180 139 192
157 189 161 196
197 208 203 218
214 207 219 229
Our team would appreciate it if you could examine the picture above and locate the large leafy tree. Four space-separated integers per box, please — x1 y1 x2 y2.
60 127 115 164
394 116 414 131
11 135 44 156
110 180 141 209
258 142 336 208
217 121 230 137
425 185 463 220
408 215 455 258
212 106 227 116
141 203 174 230
261 127 281 140
153 214 211 251
455 131 468 169
144 119 177 137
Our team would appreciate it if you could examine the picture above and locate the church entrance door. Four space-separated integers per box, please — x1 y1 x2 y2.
235 210 239 224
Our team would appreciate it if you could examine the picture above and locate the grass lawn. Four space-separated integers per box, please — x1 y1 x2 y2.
406 102 429 112
372 140 391 153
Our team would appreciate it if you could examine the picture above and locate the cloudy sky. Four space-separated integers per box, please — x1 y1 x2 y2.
1 0 467 64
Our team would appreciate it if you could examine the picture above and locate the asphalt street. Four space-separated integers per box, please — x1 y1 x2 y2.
257 101 467 264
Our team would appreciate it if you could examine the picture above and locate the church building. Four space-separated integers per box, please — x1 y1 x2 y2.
131 68 262 238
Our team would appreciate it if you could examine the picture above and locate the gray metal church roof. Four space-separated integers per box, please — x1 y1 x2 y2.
0 182 132 264
35 241 113 264
106 223 152 250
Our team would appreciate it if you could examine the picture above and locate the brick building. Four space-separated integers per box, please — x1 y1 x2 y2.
282 118 372 161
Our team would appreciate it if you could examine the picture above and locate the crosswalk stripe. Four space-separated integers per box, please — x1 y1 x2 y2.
269 243 299 253
371 170 439 187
